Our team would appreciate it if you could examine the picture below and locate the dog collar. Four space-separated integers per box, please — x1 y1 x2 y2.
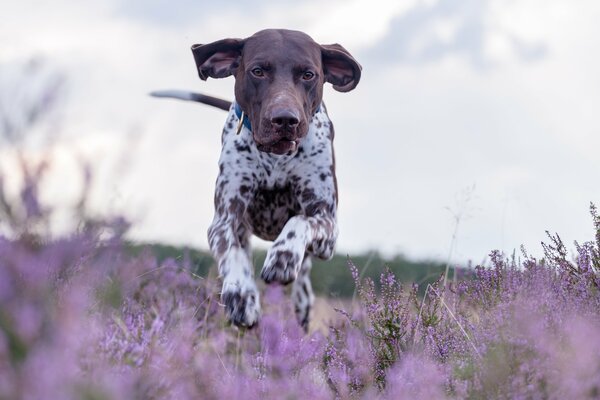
233 102 323 135
234 102 252 134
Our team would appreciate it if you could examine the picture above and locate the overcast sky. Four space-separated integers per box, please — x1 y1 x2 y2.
1 0 599 263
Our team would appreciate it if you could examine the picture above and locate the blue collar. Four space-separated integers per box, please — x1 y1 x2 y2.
234 102 253 132
233 102 323 133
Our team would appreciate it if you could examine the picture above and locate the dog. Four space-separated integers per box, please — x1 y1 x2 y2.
154 29 361 330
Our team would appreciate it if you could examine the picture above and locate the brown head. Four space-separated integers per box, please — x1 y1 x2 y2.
191 29 361 155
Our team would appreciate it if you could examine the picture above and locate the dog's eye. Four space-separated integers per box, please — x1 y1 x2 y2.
302 71 315 81
251 67 264 77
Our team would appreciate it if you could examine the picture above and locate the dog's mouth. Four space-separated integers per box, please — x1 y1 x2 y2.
256 138 298 155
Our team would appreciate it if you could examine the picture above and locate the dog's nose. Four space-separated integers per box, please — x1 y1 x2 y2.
270 110 300 130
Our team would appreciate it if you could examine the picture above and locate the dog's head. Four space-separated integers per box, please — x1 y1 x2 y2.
191 29 361 155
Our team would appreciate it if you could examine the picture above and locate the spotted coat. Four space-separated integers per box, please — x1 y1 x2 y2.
208 104 338 330
185 28 361 330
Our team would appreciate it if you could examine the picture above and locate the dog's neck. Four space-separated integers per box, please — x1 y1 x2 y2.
229 104 330 187
233 102 253 132
233 101 323 134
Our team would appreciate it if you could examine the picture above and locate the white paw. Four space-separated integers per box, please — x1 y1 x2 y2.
221 278 261 328
261 240 304 285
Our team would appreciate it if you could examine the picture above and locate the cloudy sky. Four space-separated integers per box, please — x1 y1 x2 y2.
2 0 599 263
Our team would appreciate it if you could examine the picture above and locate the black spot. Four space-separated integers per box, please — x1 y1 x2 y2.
239 185 250 195
305 201 327 217
287 231 296 239
328 202 335 213
301 188 316 204
302 282 310 298
235 143 251 153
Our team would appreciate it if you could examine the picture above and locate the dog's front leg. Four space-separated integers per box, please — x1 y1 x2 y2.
208 182 260 328
261 207 338 285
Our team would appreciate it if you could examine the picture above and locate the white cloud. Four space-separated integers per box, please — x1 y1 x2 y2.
329 0 600 260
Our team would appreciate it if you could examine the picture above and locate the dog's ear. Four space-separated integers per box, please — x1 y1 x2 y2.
320 44 362 92
191 39 245 80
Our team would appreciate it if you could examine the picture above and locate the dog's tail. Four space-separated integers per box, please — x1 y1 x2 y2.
149 90 231 111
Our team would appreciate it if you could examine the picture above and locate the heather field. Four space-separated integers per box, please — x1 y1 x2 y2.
4 3 600 398
1 167 600 399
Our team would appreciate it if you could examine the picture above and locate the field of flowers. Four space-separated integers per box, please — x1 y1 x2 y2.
1 159 599 400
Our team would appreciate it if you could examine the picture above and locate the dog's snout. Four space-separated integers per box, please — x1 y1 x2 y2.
270 110 300 130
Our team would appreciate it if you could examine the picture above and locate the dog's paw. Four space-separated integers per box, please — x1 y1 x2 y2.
221 280 261 328
261 245 303 285
308 237 337 260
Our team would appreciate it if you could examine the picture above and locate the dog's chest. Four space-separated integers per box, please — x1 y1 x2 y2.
245 184 302 240
218 107 334 239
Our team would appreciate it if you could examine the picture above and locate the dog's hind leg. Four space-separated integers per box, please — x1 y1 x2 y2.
291 254 315 332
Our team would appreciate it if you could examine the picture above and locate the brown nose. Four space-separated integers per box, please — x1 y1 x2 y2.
270 110 300 130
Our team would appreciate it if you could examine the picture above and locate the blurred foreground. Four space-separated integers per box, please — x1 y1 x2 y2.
1 163 600 399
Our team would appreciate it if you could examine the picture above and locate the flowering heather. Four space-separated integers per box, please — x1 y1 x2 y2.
1 162 600 399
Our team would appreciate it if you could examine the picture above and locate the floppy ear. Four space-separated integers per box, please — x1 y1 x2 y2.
321 43 362 92
191 38 245 80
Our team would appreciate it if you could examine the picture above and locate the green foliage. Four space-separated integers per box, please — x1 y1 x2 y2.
125 242 464 298
125 242 214 277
